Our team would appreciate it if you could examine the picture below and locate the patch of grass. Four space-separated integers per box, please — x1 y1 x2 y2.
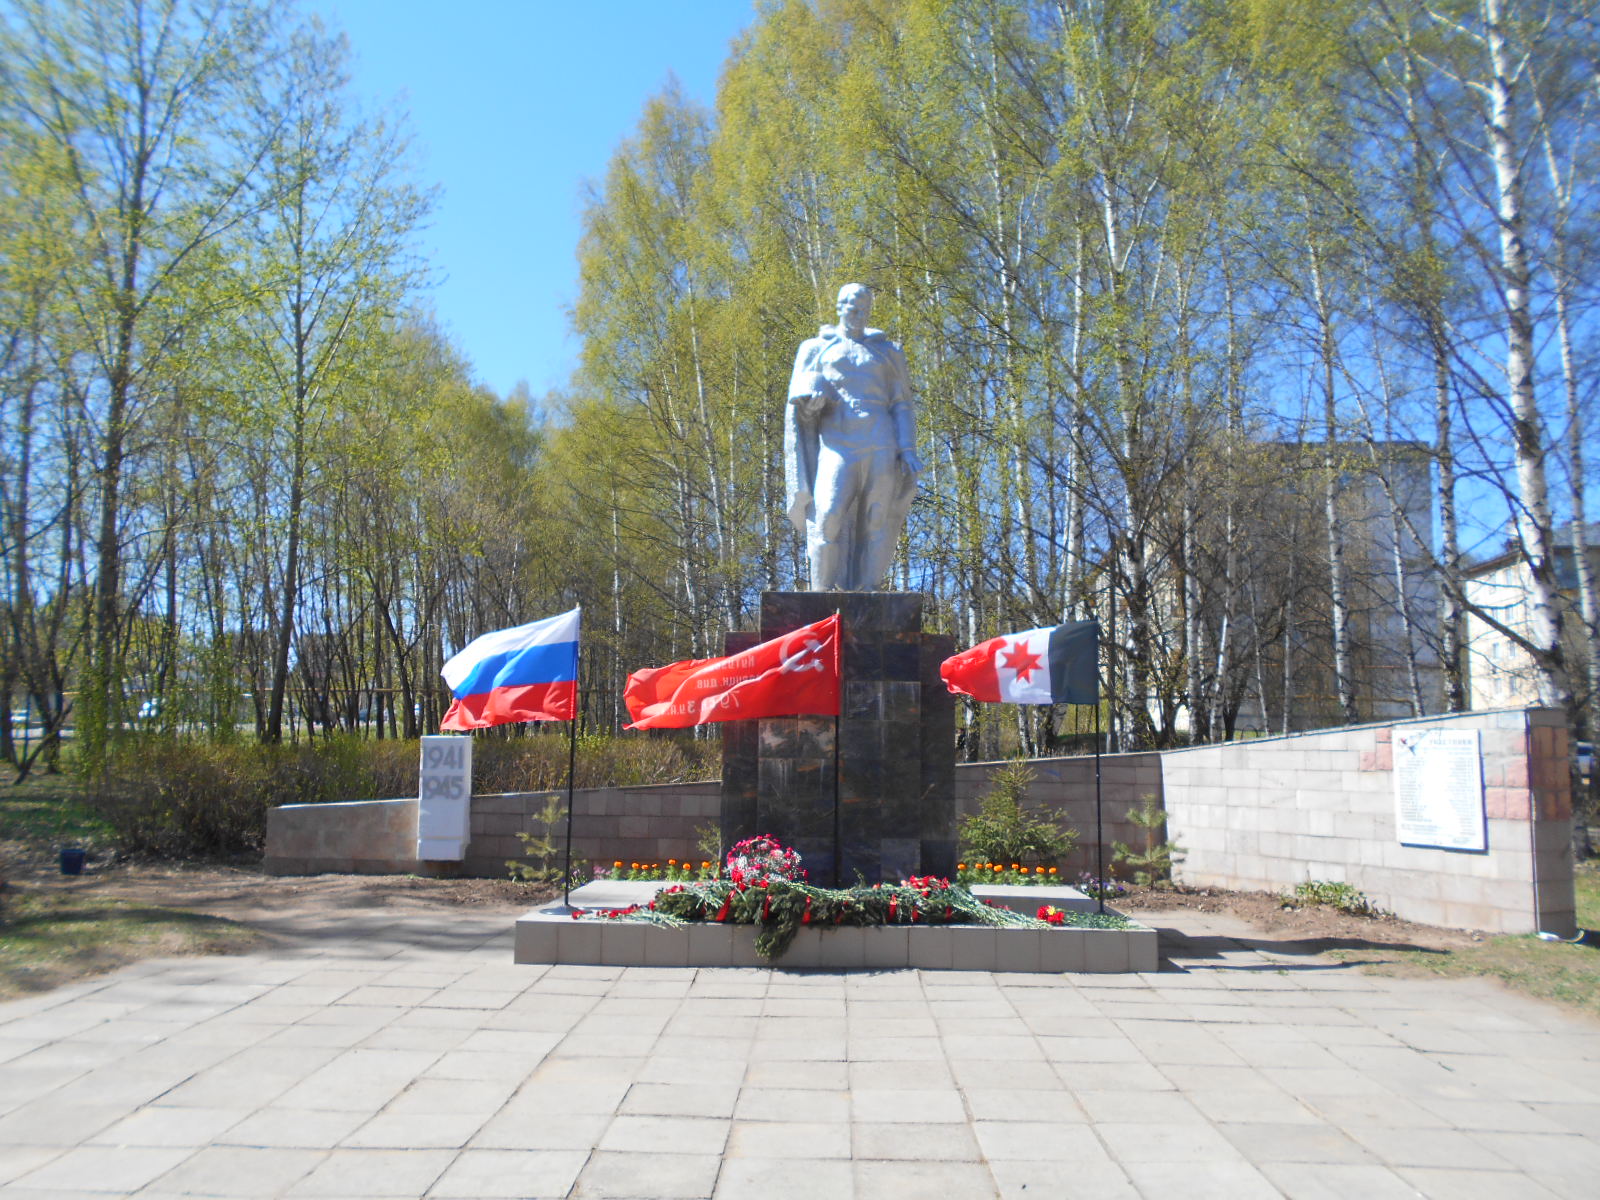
0 889 261 1000
1284 879 1386 917
0 774 112 854
1558 857 1594 927
1334 859 1600 1020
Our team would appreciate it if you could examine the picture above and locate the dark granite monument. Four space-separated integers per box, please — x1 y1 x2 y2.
724 287 954 883
721 591 956 885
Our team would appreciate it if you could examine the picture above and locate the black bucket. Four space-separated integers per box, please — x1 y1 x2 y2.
59 847 86 876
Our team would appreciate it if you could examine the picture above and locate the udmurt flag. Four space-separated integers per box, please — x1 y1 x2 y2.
940 620 1099 706
625 614 840 730
440 608 579 731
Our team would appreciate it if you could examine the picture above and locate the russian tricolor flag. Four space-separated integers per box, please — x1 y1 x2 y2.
439 608 579 731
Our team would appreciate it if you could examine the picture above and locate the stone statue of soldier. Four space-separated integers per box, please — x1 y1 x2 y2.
784 284 922 591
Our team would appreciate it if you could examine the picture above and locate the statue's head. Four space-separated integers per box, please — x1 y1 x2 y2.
836 283 871 335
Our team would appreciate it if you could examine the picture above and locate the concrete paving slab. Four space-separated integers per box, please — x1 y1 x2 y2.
570 1148 721 1198
281 1147 454 1197
11 1144 192 1193
0 902 1595 1198
713 1156 854 1198
1256 1161 1424 1200
426 1147 588 1198
140 1145 327 1196
852 1159 996 1198
724 1118 851 1159
988 1157 1137 1199
214 1107 369 1150
850 1120 982 1160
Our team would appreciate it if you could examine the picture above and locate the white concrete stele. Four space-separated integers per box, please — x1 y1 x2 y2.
417 735 472 860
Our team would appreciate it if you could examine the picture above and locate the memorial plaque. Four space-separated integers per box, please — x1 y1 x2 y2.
1393 728 1486 851
418 734 472 860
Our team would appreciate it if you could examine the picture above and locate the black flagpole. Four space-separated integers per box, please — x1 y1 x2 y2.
1094 701 1105 914
832 708 842 889
832 608 842 889
562 655 580 908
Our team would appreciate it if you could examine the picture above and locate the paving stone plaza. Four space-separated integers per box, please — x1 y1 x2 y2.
1 904 1597 1198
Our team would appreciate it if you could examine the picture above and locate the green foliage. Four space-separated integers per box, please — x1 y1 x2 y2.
0 776 110 853
6 0 1595 769
637 875 1122 962
1112 794 1185 886
606 859 716 883
957 760 1077 867
507 795 567 883
694 821 724 867
1285 880 1385 917
956 864 1063 886
470 732 718 794
76 731 718 861
87 736 385 858
1576 858 1600 924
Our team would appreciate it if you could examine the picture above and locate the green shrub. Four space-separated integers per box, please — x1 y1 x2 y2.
91 740 282 857
957 759 1077 868
461 730 718 794
1285 879 1384 917
1111 793 1185 886
84 730 720 860
508 794 567 883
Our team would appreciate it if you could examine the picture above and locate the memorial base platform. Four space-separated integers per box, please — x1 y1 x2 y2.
512 881 1159 974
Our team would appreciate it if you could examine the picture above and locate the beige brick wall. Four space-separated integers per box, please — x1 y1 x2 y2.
265 782 724 878
954 753 1165 881
264 709 1575 938
1160 708 1574 935
466 782 722 877
264 798 420 875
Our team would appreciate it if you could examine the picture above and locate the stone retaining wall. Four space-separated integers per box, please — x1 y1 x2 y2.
264 707 1576 937
266 781 722 878
1161 707 1574 935
265 760 1157 879
263 799 419 875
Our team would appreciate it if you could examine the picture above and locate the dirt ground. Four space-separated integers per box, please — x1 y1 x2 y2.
2 844 1480 962
2 854 554 925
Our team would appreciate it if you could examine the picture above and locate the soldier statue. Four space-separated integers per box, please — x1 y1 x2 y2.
784 283 922 591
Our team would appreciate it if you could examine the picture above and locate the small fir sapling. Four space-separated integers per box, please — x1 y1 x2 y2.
507 794 567 883
1111 793 1185 887
956 758 1078 869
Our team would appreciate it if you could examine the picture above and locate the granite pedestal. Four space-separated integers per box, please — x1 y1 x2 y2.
720 591 955 885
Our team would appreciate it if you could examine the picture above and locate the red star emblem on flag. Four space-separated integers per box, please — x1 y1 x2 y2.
1000 639 1043 683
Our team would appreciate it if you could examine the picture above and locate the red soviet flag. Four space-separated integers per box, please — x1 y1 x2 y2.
624 614 841 729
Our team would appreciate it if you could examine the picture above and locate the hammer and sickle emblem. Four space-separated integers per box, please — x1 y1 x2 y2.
779 630 827 673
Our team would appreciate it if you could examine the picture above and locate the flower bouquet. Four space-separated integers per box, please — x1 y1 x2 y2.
576 836 1133 961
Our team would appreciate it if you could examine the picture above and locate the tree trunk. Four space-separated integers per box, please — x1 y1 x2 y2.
1306 232 1359 726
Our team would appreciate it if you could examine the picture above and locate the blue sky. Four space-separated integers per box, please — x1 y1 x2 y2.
303 0 757 401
